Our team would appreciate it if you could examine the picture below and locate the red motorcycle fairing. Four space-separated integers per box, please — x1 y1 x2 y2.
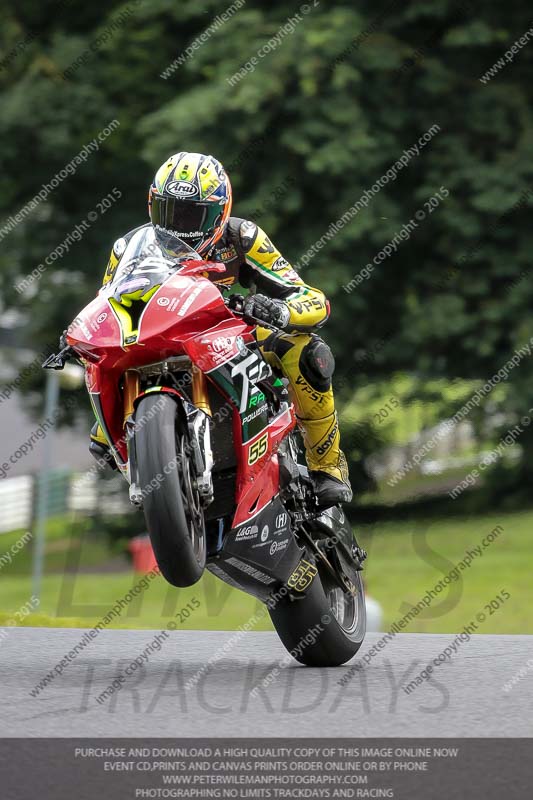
182 320 254 375
230 406 296 528
69 271 233 363
186 328 297 526
193 331 297 526
67 232 297 531
72 268 244 466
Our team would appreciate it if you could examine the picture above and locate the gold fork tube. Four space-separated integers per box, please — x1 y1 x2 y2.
191 365 212 416
123 370 140 426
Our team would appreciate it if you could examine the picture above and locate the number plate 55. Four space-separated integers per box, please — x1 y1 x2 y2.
248 432 268 465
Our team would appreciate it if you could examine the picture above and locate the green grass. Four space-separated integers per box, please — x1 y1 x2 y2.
0 571 271 631
1 509 531 634
360 464 480 506
360 508 532 634
0 517 112 576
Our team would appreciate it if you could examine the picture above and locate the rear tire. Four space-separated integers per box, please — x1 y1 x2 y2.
269 568 366 667
135 394 206 587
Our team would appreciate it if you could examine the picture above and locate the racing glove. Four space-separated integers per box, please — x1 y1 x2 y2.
243 294 290 329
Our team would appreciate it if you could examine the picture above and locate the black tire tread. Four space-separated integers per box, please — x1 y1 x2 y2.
269 571 366 667
135 394 205 587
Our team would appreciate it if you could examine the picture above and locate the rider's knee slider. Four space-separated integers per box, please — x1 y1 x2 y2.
299 338 335 393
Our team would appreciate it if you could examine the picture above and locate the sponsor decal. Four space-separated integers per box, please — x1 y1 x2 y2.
292 297 326 315
79 319 93 341
275 512 288 529
218 247 237 262
212 335 234 354
207 563 243 591
237 336 248 356
257 236 275 254
242 405 267 425
166 180 198 198
272 256 289 272
269 539 289 556
240 221 258 244
295 375 326 405
203 335 236 367
287 559 318 592
157 296 170 307
225 557 275 585
177 284 205 317
154 224 202 240
248 391 265 408
231 352 270 413
96 312 108 324
251 524 271 549
316 422 339 456
235 524 259 541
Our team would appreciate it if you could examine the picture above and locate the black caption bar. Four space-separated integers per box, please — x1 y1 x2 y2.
1 738 531 799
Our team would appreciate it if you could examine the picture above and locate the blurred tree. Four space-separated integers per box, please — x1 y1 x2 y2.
1 0 532 494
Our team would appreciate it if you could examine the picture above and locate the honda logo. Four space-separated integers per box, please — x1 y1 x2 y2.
275 513 288 529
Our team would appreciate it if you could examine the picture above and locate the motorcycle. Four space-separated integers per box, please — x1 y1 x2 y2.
44 226 367 666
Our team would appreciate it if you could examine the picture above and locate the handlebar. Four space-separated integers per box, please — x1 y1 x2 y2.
43 291 283 372
224 295 281 334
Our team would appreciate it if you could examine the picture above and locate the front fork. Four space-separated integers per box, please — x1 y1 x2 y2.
126 369 214 508
122 370 142 504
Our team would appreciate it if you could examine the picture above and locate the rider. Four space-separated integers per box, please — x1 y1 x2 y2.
91 152 352 508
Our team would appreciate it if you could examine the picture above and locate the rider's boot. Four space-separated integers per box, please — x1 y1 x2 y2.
298 411 353 508
89 422 117 470
257 330 353 509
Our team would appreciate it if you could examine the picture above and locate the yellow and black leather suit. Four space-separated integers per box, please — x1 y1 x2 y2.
99 218 350 494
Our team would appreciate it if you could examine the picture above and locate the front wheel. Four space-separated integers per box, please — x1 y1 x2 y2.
269 567 366 667
135 394 206 587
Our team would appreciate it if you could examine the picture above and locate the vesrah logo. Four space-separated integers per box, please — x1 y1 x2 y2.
166 181 198 197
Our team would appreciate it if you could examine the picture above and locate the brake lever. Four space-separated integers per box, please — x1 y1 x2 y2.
42 346 74 371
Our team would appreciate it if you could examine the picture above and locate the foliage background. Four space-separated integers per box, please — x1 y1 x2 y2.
1 0 533 493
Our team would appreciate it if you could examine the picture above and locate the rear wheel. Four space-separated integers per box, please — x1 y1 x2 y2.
269 565 366 667
135 394 206 587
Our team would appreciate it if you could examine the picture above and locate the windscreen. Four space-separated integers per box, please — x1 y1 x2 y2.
107 225 202 290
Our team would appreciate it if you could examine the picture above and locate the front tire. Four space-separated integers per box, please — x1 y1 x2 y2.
135 394 206 587
269 567 366 667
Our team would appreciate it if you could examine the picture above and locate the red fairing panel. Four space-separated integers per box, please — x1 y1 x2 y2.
85 362 128 464
232 406 297 527
67 297 122 355
138 274 230 350
183 319 251 373
67 274 236 463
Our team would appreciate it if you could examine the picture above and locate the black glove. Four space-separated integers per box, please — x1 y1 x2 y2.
243 294 290 329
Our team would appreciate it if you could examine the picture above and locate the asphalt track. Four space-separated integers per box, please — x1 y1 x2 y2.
0 628 531 736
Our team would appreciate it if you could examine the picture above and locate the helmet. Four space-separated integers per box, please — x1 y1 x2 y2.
148 152 232 255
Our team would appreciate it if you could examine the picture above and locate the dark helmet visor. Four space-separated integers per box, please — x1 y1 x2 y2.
150 192 222 245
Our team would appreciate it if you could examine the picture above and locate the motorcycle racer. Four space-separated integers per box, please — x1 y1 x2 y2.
91 152 352 508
